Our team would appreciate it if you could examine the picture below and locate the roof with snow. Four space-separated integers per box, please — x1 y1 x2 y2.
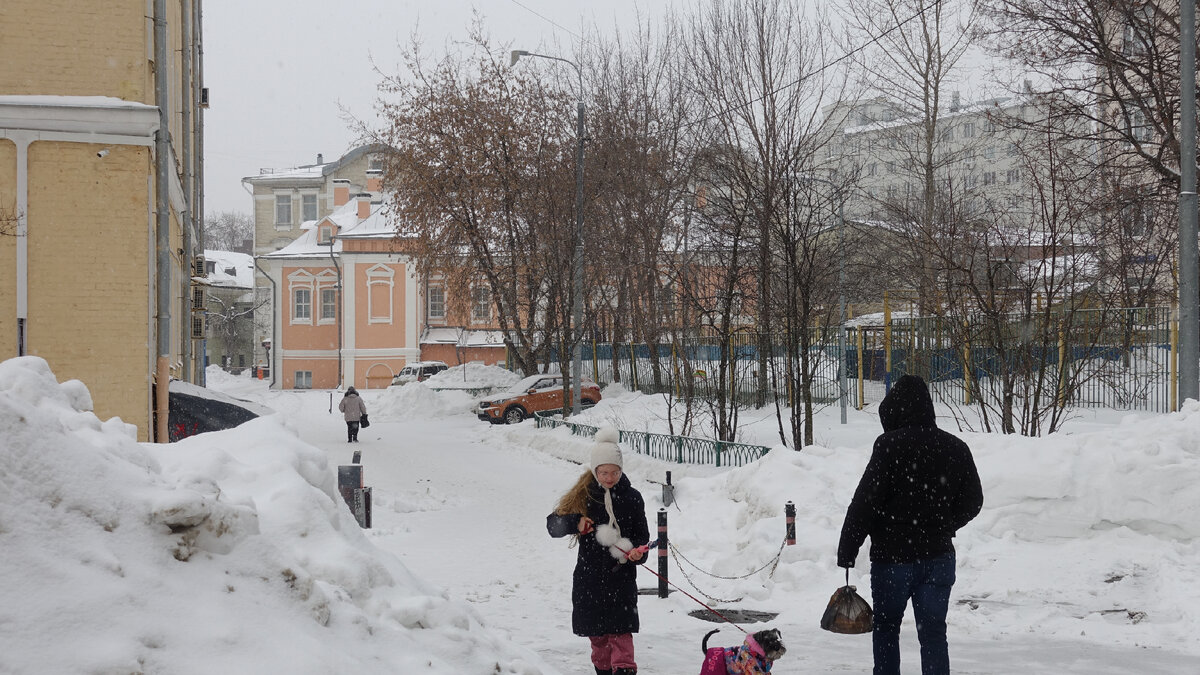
202 250 254 289
420 328 506 347
257 198 405 260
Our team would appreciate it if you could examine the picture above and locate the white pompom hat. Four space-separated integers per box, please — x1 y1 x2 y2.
589 426 623 473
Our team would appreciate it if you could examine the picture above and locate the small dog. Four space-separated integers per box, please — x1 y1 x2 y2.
699 627 786 675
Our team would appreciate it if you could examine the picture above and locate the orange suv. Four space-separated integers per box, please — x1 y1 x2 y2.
477 374 602 424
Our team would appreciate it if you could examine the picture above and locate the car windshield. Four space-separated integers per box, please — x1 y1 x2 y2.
504 374 594 394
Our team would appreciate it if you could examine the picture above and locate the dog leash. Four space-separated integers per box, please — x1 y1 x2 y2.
614 542 749 635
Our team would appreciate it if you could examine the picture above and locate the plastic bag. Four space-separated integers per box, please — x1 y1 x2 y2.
359 413 370 428
820 570 873 634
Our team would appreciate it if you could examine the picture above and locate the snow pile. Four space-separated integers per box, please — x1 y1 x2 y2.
0 356 546 674
371 381 478 420
424 362 521 390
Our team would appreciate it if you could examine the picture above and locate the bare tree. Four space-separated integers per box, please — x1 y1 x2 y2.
203 211 253 252
368 24 576 376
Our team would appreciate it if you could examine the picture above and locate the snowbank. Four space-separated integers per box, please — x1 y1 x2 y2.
424 362 521 390
0 357 547 674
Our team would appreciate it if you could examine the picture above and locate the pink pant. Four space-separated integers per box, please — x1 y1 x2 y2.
589 633 636 671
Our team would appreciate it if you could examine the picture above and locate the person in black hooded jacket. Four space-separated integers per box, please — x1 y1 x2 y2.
837 374 983 675
547 427 649 675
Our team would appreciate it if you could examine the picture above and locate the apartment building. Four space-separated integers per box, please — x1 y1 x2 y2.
0 0 205 441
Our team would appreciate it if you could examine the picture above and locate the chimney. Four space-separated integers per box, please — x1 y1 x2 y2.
317 153 324 164
356 193 372 220
950 91 960 113
366 168 383 192
333 178 351 207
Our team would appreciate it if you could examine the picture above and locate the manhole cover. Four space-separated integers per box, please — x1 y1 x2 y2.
688 608 778 624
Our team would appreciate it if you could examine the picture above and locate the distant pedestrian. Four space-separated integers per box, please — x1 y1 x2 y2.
837 374 984 675
546 427 650 675
338 386 366 443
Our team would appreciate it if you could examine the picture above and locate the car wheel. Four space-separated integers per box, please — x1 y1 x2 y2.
504 407 525 424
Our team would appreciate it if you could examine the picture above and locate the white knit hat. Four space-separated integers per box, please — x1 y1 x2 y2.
588 426 623 473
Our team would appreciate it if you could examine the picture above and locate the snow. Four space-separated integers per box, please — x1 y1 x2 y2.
202 250 255 289
3 357 1199 673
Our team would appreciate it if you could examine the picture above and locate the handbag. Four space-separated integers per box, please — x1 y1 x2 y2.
820 569 873 634
359 413 370 428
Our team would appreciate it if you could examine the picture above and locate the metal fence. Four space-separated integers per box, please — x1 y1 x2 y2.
533 412 771 468
541 306 1178 414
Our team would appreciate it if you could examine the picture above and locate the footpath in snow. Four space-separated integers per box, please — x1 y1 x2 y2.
1 357 1198 673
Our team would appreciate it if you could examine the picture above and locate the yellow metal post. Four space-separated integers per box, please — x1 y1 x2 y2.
856 327 865 409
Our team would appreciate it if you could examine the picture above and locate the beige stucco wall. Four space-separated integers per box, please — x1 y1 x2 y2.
354 261 407 350
0 141 16 358
23 141 155 437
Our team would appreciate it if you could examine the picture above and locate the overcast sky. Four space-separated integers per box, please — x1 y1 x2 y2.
201 0 680 217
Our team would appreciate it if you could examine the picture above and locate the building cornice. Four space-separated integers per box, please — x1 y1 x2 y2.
0 96 159 137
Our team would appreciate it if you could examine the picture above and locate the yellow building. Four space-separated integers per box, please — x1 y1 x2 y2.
0 0 205 441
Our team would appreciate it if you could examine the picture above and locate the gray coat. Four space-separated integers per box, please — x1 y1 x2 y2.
338 393 367 422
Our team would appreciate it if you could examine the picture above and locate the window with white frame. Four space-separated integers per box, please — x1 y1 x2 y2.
366 264 395 324
982 171 997 186
1006 168 1022 184
302 193 318 221
471 286 491 322
961 122 975 138
1130 109 1152 143
275 194 292 227
294 371 312 389
428 285 446 320
293 288 311 321
368 157 383 172
320 287 337 322
318 226 333 245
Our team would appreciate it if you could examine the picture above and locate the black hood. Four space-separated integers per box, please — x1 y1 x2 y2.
878 374 936 431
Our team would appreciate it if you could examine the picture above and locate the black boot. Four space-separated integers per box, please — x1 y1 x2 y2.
613 669 636 675
594 669 612 675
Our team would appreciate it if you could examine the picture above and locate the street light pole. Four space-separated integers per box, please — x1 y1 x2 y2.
512 50 586 416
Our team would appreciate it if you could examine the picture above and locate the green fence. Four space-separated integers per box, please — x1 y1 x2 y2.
540 306 1177 414
533 412 771 468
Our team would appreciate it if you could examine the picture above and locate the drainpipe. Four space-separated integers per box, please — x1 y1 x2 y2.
154 0 171 443
195 0 207 386
253 257 277 388
329 240 343 387
181 0 193 384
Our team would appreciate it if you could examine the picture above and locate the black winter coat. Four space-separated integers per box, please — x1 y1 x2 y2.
546 474 650 636
838 374 984 567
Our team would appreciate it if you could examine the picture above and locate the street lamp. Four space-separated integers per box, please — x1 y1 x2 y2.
512 49 586 416
799 175 848 425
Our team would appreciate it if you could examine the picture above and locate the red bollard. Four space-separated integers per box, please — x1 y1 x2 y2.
785 501 796 545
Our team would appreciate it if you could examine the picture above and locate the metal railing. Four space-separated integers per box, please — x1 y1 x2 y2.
533 412 771 468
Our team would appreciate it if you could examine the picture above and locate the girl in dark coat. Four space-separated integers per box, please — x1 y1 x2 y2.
547 427 650 675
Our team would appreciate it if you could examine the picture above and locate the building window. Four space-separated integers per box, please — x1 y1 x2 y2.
867 162 877 177
428 285 446 320
366 264 395 324
982 172 997 186
293 288 311 321
320 288 337 322
1006 169 1022 183
318 226 333 245
961 122 975 138
302 193 318 222
294 371 312 389
471 286 491 322
275 194 292 227
1130 110 1152 143
368 157 383 172
984 146 996 160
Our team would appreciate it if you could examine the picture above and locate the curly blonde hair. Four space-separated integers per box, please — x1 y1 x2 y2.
554 469 598 518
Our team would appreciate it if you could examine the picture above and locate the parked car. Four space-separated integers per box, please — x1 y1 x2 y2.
477 374 602 424
390 361 449 386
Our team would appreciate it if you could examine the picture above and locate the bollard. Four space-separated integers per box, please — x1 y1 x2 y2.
352 449 361 464
785 501 796 546
662 470 675 507
337 464 370 528
657 508 669 598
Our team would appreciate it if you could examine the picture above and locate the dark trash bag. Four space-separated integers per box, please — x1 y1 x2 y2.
821 570 873 634
359 413 370 428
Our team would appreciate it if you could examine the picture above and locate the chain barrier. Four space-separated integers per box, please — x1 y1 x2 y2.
665 535 788 605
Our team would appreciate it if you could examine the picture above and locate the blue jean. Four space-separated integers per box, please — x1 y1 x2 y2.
870 553 956 675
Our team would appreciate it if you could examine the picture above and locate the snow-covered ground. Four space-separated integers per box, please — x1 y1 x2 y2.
2 357 1198 673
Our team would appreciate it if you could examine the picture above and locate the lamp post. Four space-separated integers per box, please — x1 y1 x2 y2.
512 49 586 416
799 175 848 424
